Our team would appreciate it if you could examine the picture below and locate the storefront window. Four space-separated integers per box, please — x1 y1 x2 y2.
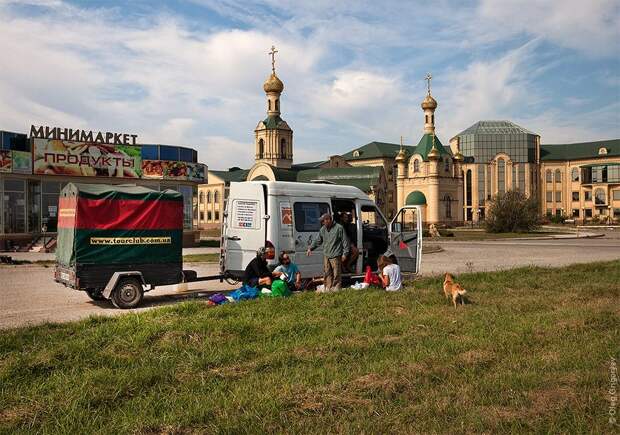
178 185 193 230
594 188 606 205
3 179 26 233
28 180 41 233
141 145 159 160
42 181 62 232
159 146 179 161
179 147 194 162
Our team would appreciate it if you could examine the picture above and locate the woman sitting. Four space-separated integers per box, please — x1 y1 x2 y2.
377 255 402 291
243 247 273 288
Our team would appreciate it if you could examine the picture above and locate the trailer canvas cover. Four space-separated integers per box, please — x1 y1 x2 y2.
56 183 183 267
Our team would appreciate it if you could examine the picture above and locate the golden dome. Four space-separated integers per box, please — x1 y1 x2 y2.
421 93 437 110
263 73 284 93
453 151 464 161
428 145 440 160
395 148 407 163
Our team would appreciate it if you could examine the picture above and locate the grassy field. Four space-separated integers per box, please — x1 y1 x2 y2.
1 261 618 434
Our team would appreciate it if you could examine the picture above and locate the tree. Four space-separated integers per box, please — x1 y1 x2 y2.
484 190 541 233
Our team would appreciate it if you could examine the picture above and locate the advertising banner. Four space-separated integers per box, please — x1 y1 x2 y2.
142 160 206 182
12 151 32 174
0 150 11 173
33 139 142 178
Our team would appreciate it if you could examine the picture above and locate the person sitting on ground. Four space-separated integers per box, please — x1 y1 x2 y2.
341 211 359 273
273 251 302 291
243 246 273 288
377 255 402 291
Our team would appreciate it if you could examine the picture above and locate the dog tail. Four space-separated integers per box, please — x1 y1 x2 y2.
457 286 467 295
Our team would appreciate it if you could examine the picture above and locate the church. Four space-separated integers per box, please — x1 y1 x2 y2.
198 48 620 230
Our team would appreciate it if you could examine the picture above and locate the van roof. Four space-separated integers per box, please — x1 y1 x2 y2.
237 181 372 200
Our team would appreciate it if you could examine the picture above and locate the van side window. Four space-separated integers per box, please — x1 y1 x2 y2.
294 202 330 232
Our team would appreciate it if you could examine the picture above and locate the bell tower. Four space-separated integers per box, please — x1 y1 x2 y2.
254 45 293 168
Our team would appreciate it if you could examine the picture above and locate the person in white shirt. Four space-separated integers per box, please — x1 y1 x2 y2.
377 255 402 291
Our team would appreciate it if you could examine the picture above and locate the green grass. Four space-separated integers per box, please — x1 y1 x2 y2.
182 253 220 263
1 261 618 433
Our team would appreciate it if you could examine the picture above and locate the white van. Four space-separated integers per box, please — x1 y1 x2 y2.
220 181 422 281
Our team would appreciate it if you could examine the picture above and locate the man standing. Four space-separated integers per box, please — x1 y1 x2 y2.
306 213 349 291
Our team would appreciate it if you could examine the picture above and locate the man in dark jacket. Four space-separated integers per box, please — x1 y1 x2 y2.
306 213 349 291
243 246 273 288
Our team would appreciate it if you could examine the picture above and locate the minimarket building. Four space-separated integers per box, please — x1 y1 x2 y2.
0 128 207 250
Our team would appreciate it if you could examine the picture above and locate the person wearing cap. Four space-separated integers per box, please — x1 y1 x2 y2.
243 246 274 288
306 213 350 291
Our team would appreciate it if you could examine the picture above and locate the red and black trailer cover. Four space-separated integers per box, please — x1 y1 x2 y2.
55 183 184 289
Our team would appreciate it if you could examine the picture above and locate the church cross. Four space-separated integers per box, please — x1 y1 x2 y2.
268 45 278 74
425 72 432 94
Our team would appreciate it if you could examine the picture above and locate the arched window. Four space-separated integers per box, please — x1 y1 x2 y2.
571 167 579 182
413 159 420 173
258 139 264 159
275 99 279 111
280 138 286 158
431 114 434 124
444 194 452 219
425 115 429 124
206 191 211 204
594 188 606 205
214 191 219 204
546 169 552 183
199 192 204 204
498 158 505 194
268 100 271 111
444 157 450 173
555 169 561 183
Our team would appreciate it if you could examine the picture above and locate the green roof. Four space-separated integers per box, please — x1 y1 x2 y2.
342 141 416 161
291 160 327 170
261 115 290 130
453 120 537 138
415 133 451 161
405 191 426 205
296 166 383 192
540 139 620 161
209 168 250 183
271 167 299 182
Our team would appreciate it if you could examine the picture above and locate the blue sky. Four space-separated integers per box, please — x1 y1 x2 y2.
1 0 618 169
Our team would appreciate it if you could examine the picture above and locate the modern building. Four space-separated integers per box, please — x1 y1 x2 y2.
449 120 540 222
0 131 207 250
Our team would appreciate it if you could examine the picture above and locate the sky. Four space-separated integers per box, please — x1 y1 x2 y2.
1 0 619 169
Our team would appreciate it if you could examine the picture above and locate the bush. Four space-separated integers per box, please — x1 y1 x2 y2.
549 214 567 224
485 190 541 233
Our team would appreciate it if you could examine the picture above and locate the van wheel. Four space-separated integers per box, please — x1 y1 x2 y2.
85 288 106 301
111 278 144 309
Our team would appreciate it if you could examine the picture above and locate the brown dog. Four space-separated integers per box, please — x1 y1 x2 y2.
443 273 467 308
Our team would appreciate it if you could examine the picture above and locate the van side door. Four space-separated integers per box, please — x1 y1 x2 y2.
389 206 422 274
223 183 266 278
291 199 331 278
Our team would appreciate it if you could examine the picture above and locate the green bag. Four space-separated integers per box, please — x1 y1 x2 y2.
270 279 291 297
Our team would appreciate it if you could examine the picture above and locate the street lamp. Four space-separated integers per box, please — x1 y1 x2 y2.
41 224 47 253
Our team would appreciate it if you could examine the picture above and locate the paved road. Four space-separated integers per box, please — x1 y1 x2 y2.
1 231 618 329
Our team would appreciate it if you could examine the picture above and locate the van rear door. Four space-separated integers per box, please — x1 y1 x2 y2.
223 183 266 278
389 206 422 274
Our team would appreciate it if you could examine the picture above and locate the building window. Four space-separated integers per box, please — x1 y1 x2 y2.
546 191 553 203
275 99 279 111
258 139 265 159
518 164 525 192
413 159 420 173
466 170 472 206
207 211 212 221
214 191 219 204
353 150 360 157
478 165 485 206
206 191 211 203
215 211 220 221
200 211 204 221
546 208 552 215
444 158 450 172
572 191 579 202
280 138 286 158
613 190 620 201
585 209 593 218
555 169 561 184
571 168 579 182
497 159 505 194
199 192 204 204
546 169 552 183
268 100 271 111
572 209 579 217
594 188 606 205
444 195 452 219
614 208 620 218
425 115 429 124
555 191 561 202
585 191 592 201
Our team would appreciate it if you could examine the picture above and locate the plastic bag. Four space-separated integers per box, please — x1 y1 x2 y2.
230 285 260 301
270 279 291 297
208 293 228 305
363 266 382 286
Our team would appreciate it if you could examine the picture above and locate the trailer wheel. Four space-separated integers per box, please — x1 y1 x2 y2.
85 288 106 301
111 278 144 309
